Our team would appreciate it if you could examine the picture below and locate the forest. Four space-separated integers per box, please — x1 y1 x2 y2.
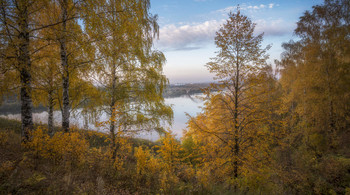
0 0 349 194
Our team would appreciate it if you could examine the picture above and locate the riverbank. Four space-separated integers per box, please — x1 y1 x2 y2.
0 117 158 149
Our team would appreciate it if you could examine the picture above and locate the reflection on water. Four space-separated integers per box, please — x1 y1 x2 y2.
164 94 204 137
0 94 204 141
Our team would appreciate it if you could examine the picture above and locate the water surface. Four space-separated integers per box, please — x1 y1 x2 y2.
0 95 204 141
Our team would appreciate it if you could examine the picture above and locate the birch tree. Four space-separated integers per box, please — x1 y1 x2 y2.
43 0 95 132
85 0 172 159
0 0 50 141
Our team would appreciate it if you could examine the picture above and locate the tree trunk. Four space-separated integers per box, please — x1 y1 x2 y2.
110 62 117 160
62 64 70 132
60 0 70 132
110 117 116 159
83 112 89 130
48 91 54 136
233 60 240 179
20 69 33 142
18 0 33 142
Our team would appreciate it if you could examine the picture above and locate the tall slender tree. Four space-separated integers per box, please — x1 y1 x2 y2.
43 0 95 132
188 9 273 189
0 0 49 141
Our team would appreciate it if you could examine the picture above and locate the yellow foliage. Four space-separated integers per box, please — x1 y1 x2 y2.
159 170 179 193
134 146 149 175
0 131 9 146
158 132 182 172
25 172 46 186
134 146 162 190
110 135 132 171
345 188 350 195
0 160 15 173
134 146 159 175
25 127 89 164
195 165 210 188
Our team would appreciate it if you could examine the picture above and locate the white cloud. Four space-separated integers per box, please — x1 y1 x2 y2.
156 20 223 51
255 19 295 36
215 6 235 14
156 17 293 51
247 3 273 10
215 3 275 14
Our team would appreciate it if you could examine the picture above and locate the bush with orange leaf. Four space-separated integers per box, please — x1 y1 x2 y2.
25 127 89 165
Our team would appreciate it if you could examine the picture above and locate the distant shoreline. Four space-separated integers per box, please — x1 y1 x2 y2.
163 82 215 98
1 82 214 114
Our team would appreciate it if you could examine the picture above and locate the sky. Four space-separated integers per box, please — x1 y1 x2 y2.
149 0 323 84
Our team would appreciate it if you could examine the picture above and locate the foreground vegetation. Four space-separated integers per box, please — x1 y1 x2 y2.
0 118 227 194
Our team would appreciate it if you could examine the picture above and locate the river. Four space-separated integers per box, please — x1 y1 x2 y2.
0 94 204 141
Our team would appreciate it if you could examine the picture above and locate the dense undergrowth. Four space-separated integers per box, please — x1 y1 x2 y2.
0 118 164 194
0 118 228 194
